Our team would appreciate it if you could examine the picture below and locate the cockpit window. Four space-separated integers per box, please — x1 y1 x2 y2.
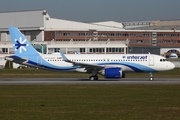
160 59 168 62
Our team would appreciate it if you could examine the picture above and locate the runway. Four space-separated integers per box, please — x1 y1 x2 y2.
0 78 180 85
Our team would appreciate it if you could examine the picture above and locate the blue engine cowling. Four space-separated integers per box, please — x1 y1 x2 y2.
101 67 125 78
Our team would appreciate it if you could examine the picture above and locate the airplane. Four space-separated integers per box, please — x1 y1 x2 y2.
5 27 175 81
169 53 178 58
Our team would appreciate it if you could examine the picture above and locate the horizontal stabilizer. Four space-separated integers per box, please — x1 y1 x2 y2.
5 56 28 64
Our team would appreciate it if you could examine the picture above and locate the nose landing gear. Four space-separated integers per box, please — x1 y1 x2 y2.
149 72 154 81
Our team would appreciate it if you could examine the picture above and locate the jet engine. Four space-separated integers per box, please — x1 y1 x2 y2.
101 67 125 78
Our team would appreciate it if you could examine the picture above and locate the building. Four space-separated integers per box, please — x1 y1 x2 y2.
0 9 180 57
0 10 127 55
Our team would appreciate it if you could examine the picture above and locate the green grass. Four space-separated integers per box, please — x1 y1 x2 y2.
0 68 180 78
0 69 180 119
0 85 180 120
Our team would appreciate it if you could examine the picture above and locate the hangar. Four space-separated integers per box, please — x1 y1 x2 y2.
0 10 127 55
0 9 180 57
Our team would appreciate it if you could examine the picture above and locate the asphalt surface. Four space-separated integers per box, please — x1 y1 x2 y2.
0 78 180 85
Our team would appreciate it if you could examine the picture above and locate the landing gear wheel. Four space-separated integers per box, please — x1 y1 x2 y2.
149 77 154 81
89 76 95 81
94 76 98 80
89 76 98 81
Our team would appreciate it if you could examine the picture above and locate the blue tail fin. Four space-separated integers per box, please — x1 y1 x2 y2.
8 27 39 57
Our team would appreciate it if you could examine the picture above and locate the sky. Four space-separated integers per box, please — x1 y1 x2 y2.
0 0 180 22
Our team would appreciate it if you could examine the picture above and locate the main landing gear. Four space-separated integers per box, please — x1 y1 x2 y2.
89 70 98 81
149 72 154 81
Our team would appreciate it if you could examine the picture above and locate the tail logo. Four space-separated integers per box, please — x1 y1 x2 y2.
13 37 29 53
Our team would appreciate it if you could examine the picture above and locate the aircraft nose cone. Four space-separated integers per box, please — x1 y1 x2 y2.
168 62 175 70
171 63 175 69
166 62 175 70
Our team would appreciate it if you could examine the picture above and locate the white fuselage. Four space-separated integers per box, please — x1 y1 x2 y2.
35 53 175 72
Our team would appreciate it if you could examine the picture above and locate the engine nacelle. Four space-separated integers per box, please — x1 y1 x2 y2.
101 67 125 78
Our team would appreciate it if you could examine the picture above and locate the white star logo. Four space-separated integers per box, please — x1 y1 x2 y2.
13 37 29 53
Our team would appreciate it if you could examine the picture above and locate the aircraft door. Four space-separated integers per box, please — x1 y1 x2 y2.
149 55 154 66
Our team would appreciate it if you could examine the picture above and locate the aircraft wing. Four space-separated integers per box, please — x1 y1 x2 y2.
59 50 104 72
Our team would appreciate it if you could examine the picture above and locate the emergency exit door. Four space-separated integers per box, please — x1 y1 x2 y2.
149 56 154 66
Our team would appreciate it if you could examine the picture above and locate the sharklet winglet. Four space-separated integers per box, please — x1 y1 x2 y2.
59 50 68 61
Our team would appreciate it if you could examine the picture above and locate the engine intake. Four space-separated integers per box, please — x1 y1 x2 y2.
101 67 125 78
